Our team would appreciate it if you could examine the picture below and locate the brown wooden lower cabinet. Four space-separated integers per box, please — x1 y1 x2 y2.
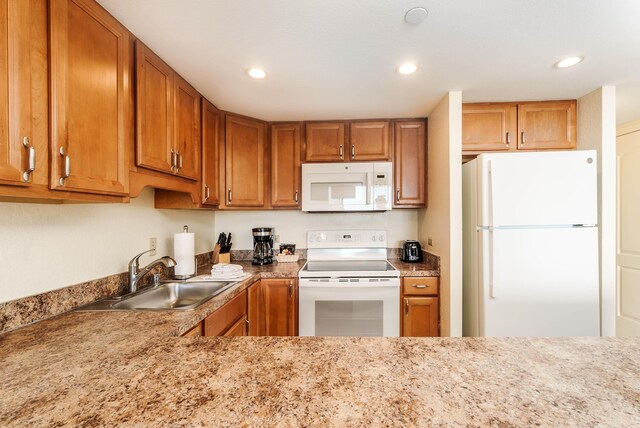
203 289 247 336
248 278 297 336
223 316 247 337
401 277 440 337
182 323 202 337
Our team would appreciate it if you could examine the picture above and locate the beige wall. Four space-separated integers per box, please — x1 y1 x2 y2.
577 86 617 336
0 188 216 303
418 91 463 337
214 209 418 250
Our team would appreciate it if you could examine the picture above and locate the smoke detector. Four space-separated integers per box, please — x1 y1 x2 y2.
405 7 428 24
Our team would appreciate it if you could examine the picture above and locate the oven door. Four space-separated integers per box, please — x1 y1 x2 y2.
298 278 400 337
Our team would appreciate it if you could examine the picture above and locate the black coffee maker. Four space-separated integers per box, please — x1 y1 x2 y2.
401 240 423 263
252 227 274 265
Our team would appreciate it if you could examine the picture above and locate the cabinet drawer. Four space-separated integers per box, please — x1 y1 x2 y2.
403 277 438 296
203 289 247 336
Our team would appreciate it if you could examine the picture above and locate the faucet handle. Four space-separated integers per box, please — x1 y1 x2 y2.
129 249 154 270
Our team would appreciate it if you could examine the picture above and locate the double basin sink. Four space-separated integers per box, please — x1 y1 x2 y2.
77 280 237 311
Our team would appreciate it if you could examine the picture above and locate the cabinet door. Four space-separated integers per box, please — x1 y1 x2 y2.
0 0 34 186
135 40 174 175
402 297 439 337
247 280 262 336
49 0 129 195
173 73 200 180
201 99 220 206
224 114 265 207
261 278 297 336
223 317 247 337
349 121 391 161
393 120 426 207
462 103 517 152
304 122 345 162
518 101 577 150
203 289 247 336
271 123 301 208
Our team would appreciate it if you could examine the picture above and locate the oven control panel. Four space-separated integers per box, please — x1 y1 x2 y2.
307 230 387 248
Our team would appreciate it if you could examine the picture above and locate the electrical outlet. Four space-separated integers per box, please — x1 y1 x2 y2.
427 237 433 246
274 234 280 243
149 237 157 256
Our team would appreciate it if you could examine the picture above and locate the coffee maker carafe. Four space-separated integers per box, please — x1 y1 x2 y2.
252 227 274 265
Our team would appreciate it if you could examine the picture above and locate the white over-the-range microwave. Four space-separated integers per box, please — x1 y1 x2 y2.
301 162 393 212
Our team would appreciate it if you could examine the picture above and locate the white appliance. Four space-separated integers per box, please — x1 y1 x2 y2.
462 150 600 337
301 162 392 212
298 230 400 337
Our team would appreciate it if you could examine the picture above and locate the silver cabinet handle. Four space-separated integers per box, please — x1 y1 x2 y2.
170 149 177 171
295 190 299 204
351 145 355 159
22 137 35 182
59 146 70 186
405 298 409 316
178 152 183 169
339 145 343 159
289 280 293 298
521 131 526 146
412 284 428 289
228 188 232 203
506 131 511 147
396 190 400 202
204 184 210 201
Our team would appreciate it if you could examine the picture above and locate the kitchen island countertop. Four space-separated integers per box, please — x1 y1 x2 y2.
1 261 638 426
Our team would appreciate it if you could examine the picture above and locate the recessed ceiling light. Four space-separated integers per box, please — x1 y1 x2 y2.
398 63 418 75
555 56 584 69
405 7 428 24
247 68 267 79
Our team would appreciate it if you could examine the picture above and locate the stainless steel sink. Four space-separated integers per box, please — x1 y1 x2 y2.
76 281 236 311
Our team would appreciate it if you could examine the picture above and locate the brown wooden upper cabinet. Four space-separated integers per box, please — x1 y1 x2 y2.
517 100 576 150
349 121 391 161
463 100 577 154
201 99 221 207
247 278 297 336
462 103 517 152
304 122 346 162
223 114 266 208
135 40 201 181
0 0 39 188
393 120 426 208
49 0 130 195
271 123 301 208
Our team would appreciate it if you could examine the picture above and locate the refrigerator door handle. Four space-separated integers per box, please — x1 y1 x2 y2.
489 229 496 299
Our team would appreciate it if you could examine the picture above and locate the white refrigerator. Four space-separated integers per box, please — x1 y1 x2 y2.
462 150 600 337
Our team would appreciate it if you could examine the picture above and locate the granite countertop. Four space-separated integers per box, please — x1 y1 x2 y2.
1 261 638 426
389 258 440 277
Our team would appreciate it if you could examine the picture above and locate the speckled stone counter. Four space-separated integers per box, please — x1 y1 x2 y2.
0 312 639 427
388 258 440 277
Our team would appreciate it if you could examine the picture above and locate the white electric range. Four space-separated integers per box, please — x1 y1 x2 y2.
298 230 400 337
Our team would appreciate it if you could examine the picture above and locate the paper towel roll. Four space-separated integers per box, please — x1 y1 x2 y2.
173 232 195 277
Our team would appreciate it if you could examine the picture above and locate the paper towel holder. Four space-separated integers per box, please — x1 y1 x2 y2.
173 225 196 280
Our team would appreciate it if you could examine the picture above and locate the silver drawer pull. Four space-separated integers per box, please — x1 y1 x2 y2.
396 190 400 202
339 145 343 159
59 146 70 185
405 298 409 316
170 149 177 171
506 131 511 147
204 184 210 201
521 131 526 145
178 152 183 169
22 137 36 182
228 188 232 203
351 145 355 159
295 190 299 204
412 284 428 289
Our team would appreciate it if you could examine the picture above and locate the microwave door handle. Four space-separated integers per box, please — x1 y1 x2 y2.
365 172 372 205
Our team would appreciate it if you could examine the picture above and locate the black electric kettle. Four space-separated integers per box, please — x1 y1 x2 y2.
401 240 423 263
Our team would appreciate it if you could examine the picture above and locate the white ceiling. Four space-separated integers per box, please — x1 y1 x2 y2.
97 0 640 124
